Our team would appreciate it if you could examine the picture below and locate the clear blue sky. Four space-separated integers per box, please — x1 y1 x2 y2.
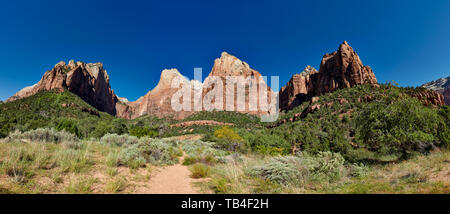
1 0 449 101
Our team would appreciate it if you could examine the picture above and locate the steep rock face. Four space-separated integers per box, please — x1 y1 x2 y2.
7 60 118 115
121 69 199 119
315 41 377 96
204 52 274 116
119 52 275 119
279 66 318 110
422 76 450 105
279 41 378 111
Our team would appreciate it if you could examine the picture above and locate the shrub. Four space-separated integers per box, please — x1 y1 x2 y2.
240 129 290 155
100 134 138 147
7 128 79 144
350 163 369 178
248 156 309 185
255 145 284 156
90 121 111 139
182 140 228 165
214 126 244 151
249 151 346 185
110 120 128 135
117 138 181 168
55 119 82 138
306 151 346 181
355 98 447 158
129 126 158 138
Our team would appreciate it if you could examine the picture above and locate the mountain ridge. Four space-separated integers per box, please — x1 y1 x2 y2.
6 41 446 120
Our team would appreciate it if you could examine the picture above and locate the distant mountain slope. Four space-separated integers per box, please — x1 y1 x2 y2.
422 76 450 105
0 90 116 138
7 60 119 115
7 42 445 121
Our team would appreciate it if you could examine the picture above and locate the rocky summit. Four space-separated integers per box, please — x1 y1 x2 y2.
279 41 378 111
204 51 274 116
118 68 201 119
315 41 377 95
9 41 444 119
7 60 118 115
118 52 274 119
279 66 318 111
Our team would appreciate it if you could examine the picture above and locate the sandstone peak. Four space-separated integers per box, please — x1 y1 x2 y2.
8 60 118 115
160 68 183 79
299 65 318 77
210 52 253 77
152 68 188 93
279 66 318 110
55 61 66 67
315 41 377 96
280 41 377 111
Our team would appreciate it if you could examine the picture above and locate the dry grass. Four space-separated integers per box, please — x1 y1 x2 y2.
200 150 450 194
0 140 157 193
1 137 448 194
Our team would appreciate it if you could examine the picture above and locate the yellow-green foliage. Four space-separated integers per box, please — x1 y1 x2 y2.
214 126 244 151
214 126 243 141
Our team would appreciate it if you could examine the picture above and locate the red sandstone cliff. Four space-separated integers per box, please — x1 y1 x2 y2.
7 60 118 115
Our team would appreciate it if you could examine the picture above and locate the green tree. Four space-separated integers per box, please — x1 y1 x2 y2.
129 126 158 138
355 98 446 159
56 118 82 138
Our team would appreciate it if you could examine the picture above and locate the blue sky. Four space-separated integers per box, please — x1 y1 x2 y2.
0 0 449 101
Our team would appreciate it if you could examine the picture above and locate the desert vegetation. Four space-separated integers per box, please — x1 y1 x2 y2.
0 83 449 193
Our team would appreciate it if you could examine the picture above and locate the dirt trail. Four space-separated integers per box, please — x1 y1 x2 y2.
143 155 200 194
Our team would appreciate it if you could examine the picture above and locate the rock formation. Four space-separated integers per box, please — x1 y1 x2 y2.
119 52 275 119
7 60 118 115
7 42 386 119
422 76 450 105
204 52 274 116
279 66 318 110
407 90 445 106
315 41 377 95
279 41 378 111
119 69 200 119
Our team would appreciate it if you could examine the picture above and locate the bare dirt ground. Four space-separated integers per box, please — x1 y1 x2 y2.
141 155 200 194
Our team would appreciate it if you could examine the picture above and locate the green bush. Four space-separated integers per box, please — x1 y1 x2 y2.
240 129 290 155
117 138 181 168
214 126 245 151
248 156 309 185
55 119 82 138
249 151 346 185
100 133 139 147
6 128 79 144
129 126 158 138
182 140 228 165
355 98 448 158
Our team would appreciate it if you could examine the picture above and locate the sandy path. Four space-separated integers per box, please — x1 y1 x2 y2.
144 156 199 194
